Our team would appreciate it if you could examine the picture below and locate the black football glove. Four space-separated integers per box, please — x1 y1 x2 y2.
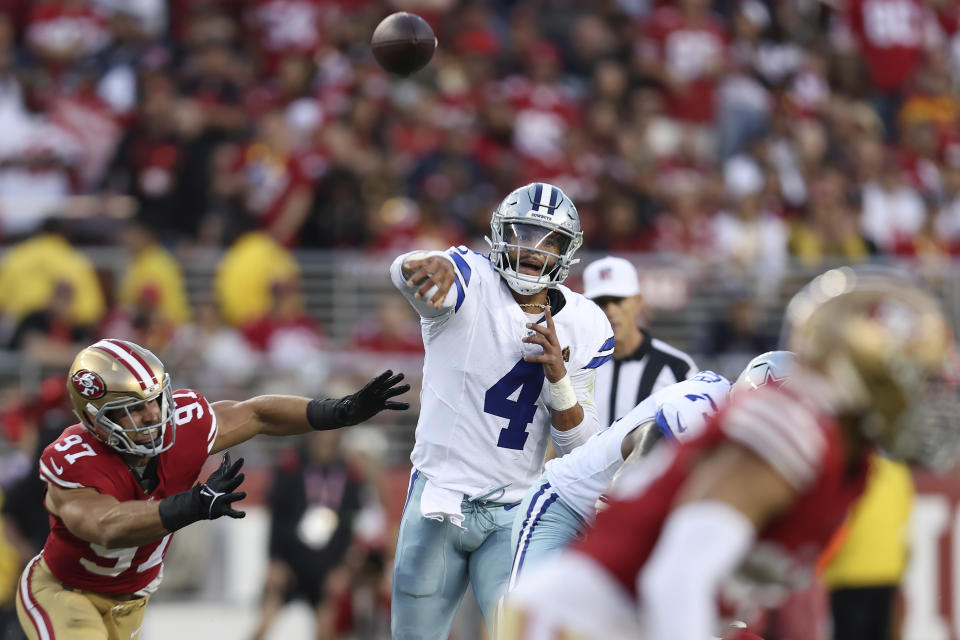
336 369 411 426
159 452 247 532
197 452 246 519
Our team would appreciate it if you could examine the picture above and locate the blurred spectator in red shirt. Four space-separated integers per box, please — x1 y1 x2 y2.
501 40 581 170
99 284 179 356
26 0 109 73
242 277 327 394
219 110 315 247
840 0 943 139
594 195 656 253
369 196 464 252
652 172 715 254
351 297 422 356
243 277 322 351
636 0 728 126
244 0 326 73
842 0 941 92
44 62 123 191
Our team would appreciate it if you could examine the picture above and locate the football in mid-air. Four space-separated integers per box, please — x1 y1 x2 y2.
371 12 436 76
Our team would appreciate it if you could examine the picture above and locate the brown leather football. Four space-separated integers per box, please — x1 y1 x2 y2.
370 12 436 76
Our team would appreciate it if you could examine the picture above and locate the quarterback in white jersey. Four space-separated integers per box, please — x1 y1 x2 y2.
509 353 795 588
388 182 613 640
392 245 612 504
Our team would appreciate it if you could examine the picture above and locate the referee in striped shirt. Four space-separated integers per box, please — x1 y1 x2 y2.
582 256 698 428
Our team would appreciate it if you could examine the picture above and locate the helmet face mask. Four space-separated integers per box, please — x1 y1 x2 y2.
486 183 583 295
68 339 178 458
86 378 176 457
785 266 960 471
866 352 960 471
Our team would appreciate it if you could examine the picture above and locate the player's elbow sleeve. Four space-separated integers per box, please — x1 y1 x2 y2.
551 420 593 456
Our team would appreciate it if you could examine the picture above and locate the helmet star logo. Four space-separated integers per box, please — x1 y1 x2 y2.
759 369 788 389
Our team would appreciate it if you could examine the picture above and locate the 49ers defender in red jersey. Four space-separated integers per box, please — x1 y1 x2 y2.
16 339 410 640
502 267 960 640
37 389 214 596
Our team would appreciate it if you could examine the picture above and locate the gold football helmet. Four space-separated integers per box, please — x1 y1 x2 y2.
784 266 960 471
67 339 176 457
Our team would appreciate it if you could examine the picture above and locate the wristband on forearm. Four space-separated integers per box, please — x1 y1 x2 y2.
159 486 203 532
547 374 578 411
306 398 346 430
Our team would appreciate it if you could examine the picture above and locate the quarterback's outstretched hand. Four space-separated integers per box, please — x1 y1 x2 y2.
337 370 411 426
403 254 455 309
159 452 247 532
198 452 247 519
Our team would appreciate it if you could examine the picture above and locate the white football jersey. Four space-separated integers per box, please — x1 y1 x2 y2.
544 371 732 522
391 246 614 504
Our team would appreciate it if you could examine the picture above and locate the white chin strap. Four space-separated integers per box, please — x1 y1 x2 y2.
504 272 547 296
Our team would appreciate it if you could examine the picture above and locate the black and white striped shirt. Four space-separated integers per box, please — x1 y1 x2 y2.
594 328 698 428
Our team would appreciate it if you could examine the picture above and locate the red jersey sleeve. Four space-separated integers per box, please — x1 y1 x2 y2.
166 388 218 488
720 387 834 492
39 426 124 496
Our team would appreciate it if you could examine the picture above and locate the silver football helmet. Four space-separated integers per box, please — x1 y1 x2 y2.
733 351 796 395
485 182 583 295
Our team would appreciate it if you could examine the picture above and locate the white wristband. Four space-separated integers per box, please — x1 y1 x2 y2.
548 374 578 411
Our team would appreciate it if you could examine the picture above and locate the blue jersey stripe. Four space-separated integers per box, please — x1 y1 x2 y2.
449 251 472 286
585 354 613 369
401 469 420 518
453 275 465 311
655 409 678 443
599 336 615 351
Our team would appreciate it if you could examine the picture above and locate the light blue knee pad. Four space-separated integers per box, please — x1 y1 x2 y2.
391 469 519 640
508 474 586 591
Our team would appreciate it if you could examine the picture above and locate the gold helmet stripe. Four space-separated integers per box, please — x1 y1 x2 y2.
90 340 157 391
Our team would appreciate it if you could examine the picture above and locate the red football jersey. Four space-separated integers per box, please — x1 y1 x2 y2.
638 7 728 122
845 0 938 91
575 381 870 602
38 389 218 595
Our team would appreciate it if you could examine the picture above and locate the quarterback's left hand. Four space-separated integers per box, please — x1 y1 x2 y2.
337 370 411 426
523 305 566 383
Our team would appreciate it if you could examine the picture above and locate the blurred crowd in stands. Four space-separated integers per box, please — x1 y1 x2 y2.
0 0 957 264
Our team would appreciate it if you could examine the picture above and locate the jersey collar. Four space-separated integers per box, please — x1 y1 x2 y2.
619 328 652 362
